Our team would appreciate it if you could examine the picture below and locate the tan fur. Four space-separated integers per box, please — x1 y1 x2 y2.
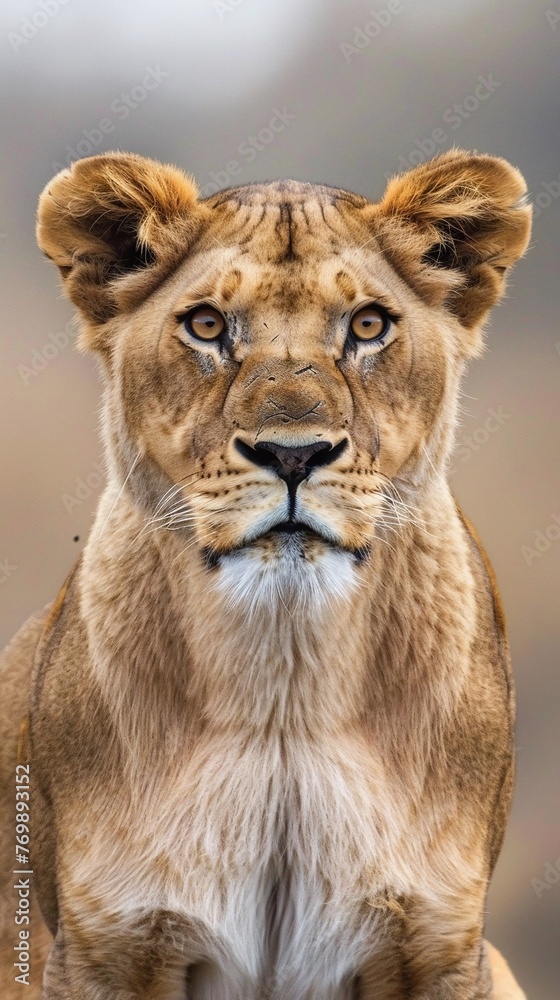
0 149 531 997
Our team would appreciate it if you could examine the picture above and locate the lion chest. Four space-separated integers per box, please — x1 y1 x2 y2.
64 728 391 992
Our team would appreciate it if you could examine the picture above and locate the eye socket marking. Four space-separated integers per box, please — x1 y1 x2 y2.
349 304 392 343
181 304 226 341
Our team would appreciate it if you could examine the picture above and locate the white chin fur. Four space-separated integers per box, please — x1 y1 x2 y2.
215 537 361 620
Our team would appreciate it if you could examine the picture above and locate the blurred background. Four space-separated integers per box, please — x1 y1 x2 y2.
0 0 558 993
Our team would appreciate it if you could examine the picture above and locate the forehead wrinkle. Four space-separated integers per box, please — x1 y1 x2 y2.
222 197 356 264
171 204 405 316
209 200 266 244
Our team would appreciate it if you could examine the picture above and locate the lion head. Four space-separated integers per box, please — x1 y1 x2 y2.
37 149 531 612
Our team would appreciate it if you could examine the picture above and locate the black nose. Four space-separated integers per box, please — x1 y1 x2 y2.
234 437 347 487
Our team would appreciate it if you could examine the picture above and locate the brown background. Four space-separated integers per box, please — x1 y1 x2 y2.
1 1 559 995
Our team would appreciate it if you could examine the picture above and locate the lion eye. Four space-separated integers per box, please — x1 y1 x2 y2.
183 305 226 341
350 305 389 341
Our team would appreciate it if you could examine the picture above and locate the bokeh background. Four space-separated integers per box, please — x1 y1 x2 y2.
1 0 559 994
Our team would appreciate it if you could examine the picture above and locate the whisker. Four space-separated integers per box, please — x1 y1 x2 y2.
122 504 213 558
150 501 197 524
420 444 442 480
153 472 202 516
97 450 141 537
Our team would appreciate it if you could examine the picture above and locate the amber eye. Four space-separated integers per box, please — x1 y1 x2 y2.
350 305 389 341
183 305 226 341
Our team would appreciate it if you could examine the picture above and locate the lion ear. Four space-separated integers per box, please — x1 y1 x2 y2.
37 152 205 326
372 149 532 346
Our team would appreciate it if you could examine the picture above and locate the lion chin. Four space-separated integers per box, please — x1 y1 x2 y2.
211 524 364 618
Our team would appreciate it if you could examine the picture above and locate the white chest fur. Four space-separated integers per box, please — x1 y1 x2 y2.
182 729 385 977
163 551 389 993
65 726 392 999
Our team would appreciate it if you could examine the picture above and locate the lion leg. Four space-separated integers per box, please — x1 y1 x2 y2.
42 927 195 1000
357 944 490 999
42 933 142 1000
0 610 53 1000
410 941 526 1000
357 938 526 1000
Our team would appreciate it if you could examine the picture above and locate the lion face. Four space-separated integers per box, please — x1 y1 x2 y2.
37 152 531 603
114 185 454 576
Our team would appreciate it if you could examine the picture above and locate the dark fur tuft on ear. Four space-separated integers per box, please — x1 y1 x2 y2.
37 152 207 326
369 149 532 340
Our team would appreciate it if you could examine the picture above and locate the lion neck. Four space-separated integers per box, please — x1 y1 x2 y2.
81 476 475 753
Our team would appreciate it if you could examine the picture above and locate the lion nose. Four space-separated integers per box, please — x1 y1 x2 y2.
234 438 348 487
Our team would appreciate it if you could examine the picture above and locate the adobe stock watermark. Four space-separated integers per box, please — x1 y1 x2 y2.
545 4 560 30
8 0 72 55
532 173 560 219
384 74 502 179
340 0 403 62
13 762 32 986
213 0 248 18
51 66 170 172
0 558 18 585
448 406 510 476
62 459 105 514
199 107 296 197
521 513 560 566
532 858 560 898
17 320 74 386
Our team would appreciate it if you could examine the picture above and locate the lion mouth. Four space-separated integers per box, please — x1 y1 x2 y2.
258 518 345 549
265 520 322 538
203 518 370 569
259 523 370 564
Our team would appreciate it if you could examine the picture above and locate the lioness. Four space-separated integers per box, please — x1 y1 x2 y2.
0 149 530 998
